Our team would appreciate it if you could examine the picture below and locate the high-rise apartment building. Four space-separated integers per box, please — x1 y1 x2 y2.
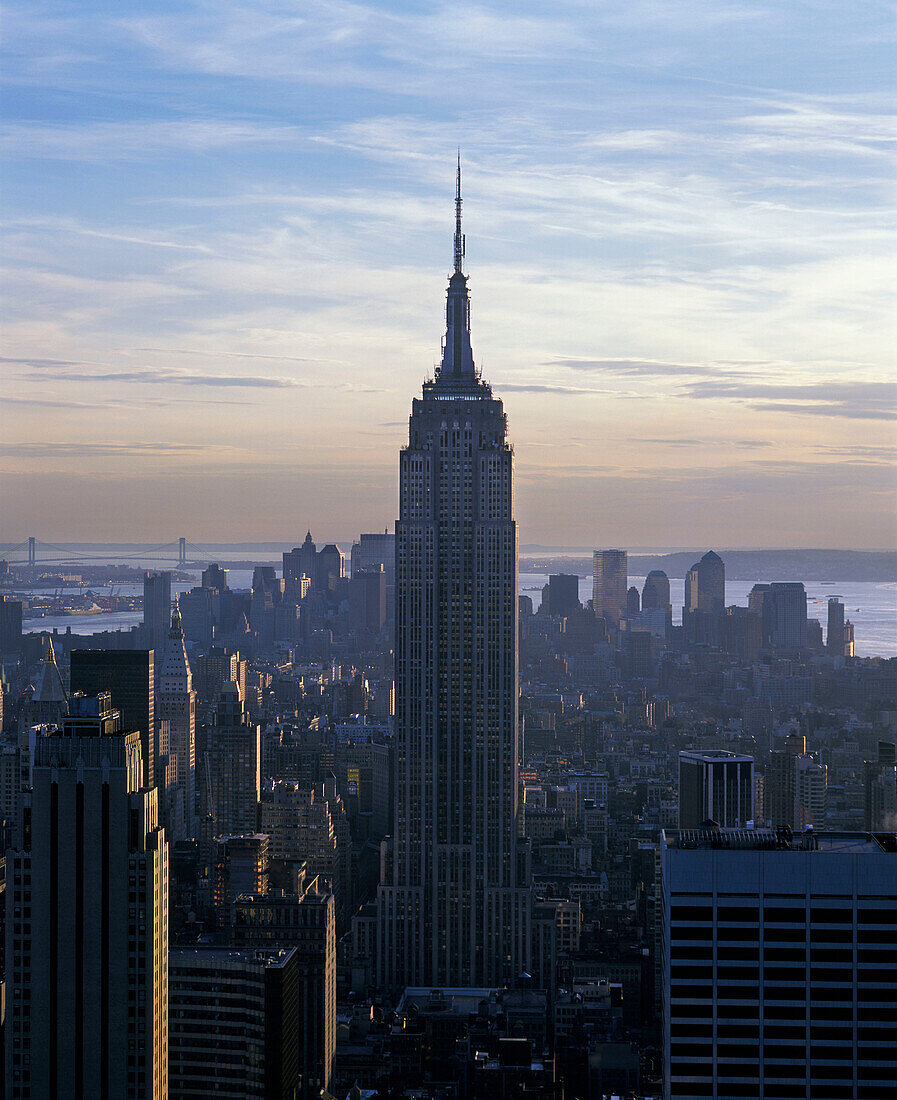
377 166 531 990
143 570 171 653
207 681 261 837
70 647 156 791
168 947 298 1100
592 550 628 627
678 750 754 828
5 693 168 1099
156 602 196 842
660 827 897 1100
769 582 808 650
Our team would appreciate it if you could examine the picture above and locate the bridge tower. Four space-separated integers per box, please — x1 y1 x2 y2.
178 537 187 566
28 536 36 567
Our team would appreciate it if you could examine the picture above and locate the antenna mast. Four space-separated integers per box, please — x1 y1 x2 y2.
454 152 465 274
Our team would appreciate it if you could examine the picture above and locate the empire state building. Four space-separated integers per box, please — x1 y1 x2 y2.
377 165 532 989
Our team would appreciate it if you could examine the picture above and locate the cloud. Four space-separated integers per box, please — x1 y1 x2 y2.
498 382 608 395
684 379 897 419
0 441 241 458
14 362 305 389
544 356 761 378
643 437 773 449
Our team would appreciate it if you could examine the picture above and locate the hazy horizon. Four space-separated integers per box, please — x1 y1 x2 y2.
2 2 895 547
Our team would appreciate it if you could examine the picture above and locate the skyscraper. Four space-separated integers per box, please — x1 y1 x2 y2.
207 681 261 837
156 601 196 842
660 827 897 1100
678 749 754 828
683 550 725 645
5 693 169 1099
592 549 627 627
827 596 846 654
377 164 531 990
143 569 171 653
70 647 155 790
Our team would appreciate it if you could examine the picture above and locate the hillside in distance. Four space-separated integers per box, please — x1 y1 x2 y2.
520 550 897 583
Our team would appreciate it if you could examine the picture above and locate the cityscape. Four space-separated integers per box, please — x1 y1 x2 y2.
1 175 896 1098
2 2 896 1099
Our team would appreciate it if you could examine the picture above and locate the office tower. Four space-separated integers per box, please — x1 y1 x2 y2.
315 544 345 591
660 827 897 1100
765 733 806 827
156 602 196 842
748 582 775 646
6 693 168 1099
683 551 725 645
865 741 897 832
70 647 155 791
592 549 627 627
768 582 808 650
201 562 228 590
24 637 67 727
678 750 754 828
541 573 580 618
207 681 261 836
793 754 827 829
143 570 171 652
0 595 23 657
626 585 640 616
843 618 856 657
348 565 386 634
193 645 245 714
351 531 396 591
641 570 670 613
213 833 269 914
260 779 351 916
283 544 310 602
723 605 762 660
827 596 846 654
765 734 826 830
377 165 531 990
233 884 337 1099
169 946 298 1100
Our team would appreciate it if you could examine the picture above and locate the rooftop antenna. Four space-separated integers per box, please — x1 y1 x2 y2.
454 150 465 274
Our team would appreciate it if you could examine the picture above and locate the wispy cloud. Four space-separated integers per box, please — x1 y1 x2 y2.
684 379 897 419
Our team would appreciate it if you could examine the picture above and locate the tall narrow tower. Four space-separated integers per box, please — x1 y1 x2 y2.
377 163 531 990
157 599 197 842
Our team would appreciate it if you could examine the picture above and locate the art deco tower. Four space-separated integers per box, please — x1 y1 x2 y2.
377 164 531 989
157 600 197 842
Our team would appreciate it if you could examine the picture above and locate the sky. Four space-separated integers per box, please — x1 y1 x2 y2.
1 0 895 549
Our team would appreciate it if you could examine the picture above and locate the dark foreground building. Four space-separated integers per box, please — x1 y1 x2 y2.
661 827 897 1100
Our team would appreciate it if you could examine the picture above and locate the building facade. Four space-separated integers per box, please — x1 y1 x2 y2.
660 827 897 1100
592 550 628 627
377 166 531 989
5 694 168 1100
678 750 754 828
156 603 197 842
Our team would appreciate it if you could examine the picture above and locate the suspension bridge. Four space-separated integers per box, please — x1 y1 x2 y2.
0 537 216 567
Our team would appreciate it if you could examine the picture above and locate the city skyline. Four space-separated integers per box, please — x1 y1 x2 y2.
2 2 895 548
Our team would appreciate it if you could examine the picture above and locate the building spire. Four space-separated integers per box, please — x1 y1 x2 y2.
439 156 475 380
454 150 465 275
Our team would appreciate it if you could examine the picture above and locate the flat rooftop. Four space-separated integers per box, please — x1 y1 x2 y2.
662 828 897 854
